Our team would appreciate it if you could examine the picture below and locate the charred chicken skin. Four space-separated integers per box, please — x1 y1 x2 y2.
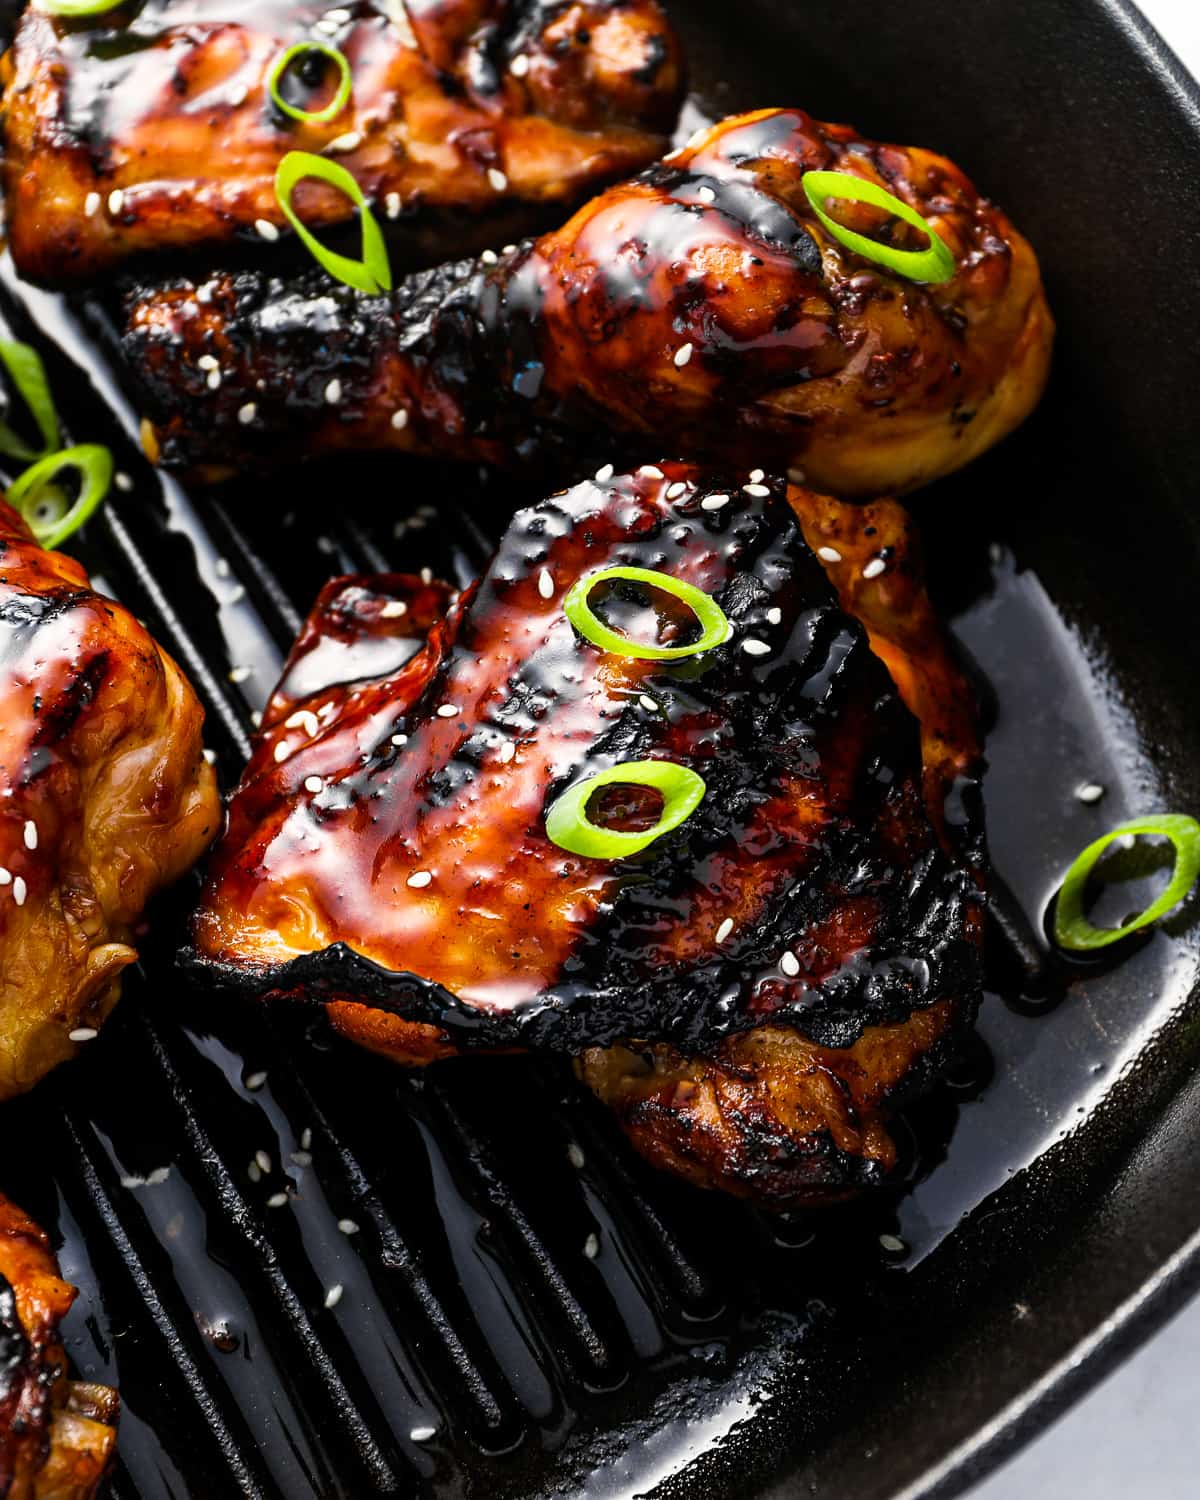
0 0 683 285
0 1193 118 1499
189 466 984 1206
127 106 1052 497
0 500 219 1100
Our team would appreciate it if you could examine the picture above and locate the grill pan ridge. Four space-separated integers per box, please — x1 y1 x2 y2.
1 1 1200 1498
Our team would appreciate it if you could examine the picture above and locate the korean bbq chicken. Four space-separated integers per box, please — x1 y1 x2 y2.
0 1192 117 1499
188 465 985 1206
0 0 683 285
126 106 1053 497
0 500 219 1100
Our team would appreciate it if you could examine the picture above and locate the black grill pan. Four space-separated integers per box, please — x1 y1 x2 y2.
2 0 1199 1496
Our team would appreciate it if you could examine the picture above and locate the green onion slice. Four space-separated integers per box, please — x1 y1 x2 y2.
563 566 732 661
8 444 113 550
1053 814 1200 951
32 0 127 15
801 170 956 285
266 42 353 125
0 341 61 463
545 760 707 859
274 151 392 294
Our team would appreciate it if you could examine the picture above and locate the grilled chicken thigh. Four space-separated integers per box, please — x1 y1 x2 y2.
1 0 682 285
0 1193 118 1498
127 106 1051 497
188 466 984 1206
0 500 219 1100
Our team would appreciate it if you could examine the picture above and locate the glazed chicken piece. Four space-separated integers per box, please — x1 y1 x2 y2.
0 1193 118 1498
188 465 985 1206
127 106 1052 497
1 0 683 285
0 500 220 1100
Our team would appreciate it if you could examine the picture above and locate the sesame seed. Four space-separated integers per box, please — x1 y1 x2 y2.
273 741 291 763
108 189 125 215
742 639 771 657
0 869 8 885
766 606 783 625
198 354 219 372
537 568 554 599
325 8 352 22
436 704 459 718
701 493 729 511
238 402 257 425
421 567 433 584
639 694 659 712
639 464 665 479
255 1150 272 1173
696 185 716 203
206 368 222 391
487 166 508 192
326 131 362 153
780 951 800 977
749 468 765 483
69 1027 99 1042
390 733 408 747
300 1128 313 1150
324 1284 344 1308
226 83 249 107
862 557 887 580
12 878 26 907
816 546 842 563
324 378 343 405
510 52 530 77
290 1150 312 1167
337 1218 359 1235
409 1425 437 1443
286 709 321 737
114 471 133 492
583 1233 600 1259
85 191 101 217
255 218 280 241
23 820 37 851
304 775 324 794
566 1142 585 1169
391 408 409 431
314 16 339 34
498 741 516 764
203 749 217 765
251 711 263 727
665 481 687 499
407 870 433 888
715 917 734 943
879 1233 907 1255
743 483 771 497
247 1162 262 1183
594 463 614 482
673 342 694 367
1075 782 1105 804
266 1192 289 1209
501 243 517 255
480 248 498 266
385 192 402 219
244 1070 268 1090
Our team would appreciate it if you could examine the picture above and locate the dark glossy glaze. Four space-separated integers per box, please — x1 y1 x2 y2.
1 0 683 284
0 1193 117 1497
0 500 220 1099
189 466 984 1201
127 106 1052 496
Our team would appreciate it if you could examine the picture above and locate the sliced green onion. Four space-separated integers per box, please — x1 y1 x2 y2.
32 0 127 15
801 170 956 285
546 760 707 859
8 444 113 550
274 151 392 294
1053 814 1200 951
0 341 61 463
563 566 732 661
266 42 353 126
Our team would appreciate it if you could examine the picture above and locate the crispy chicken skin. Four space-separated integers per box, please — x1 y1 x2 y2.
0 1193 118 1499
0 0 683 285
0 500 219 1100
188 466 984 1206
127 106 1051 496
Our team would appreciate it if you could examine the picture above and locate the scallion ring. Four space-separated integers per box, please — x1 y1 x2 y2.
0 341 61 463
267 42 353 126
1052 814 1200 952
274 150 392 294
8 444 113 550
32 0 127 15
545 760 707 859
801 170 956 285
563 565 732 661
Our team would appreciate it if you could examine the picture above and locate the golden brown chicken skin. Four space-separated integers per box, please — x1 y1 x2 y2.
127 106 1051 496
187 466 984 1207
0 1193 118 1499
0 0 683 285
0 501 219 1100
